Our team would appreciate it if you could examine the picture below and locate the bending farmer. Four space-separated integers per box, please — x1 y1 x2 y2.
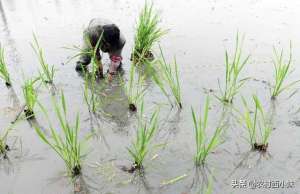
76 18 126 79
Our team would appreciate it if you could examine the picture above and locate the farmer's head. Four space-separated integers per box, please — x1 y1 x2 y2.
102 24 120 50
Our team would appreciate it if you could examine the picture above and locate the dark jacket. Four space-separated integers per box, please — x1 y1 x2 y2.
84 18 126 53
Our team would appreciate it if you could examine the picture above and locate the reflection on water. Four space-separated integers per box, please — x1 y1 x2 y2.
0 0 21 79
100 77 130 127
80 72 130 128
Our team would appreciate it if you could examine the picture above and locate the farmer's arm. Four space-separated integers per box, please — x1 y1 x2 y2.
108 33 126 74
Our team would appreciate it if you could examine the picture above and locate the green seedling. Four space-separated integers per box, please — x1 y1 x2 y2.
34 92 84 178
201 177 213 194
217 34 250 104
0 127 11 158
88 33 104 78
83 75 98 113
22 78 39 119
65 33 103 78
240 95 272 152
83 73 107 114
205 178 213 194
152 47 182 109
271 43 299 99
122 64 147 112
195 176 213 194
31 33 55 84
132 2 167 64
127 102 160 171
192 96 224 165
0 44 11 87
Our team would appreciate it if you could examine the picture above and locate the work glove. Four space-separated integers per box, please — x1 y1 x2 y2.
108 55 122 82
109 55 122 74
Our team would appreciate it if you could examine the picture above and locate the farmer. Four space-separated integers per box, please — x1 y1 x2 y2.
76 18 126 80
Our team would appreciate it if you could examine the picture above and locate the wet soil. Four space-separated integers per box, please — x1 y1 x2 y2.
129 103 137 112
72 165 82 177
121 162 142 174
253 143 268 152
5 81 11 87
0 144 9 154
24 108 34 119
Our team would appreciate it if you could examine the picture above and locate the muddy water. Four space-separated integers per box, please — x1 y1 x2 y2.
1 0 300 193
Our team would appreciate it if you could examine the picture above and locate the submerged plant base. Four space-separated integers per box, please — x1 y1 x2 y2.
131 51 154 64
121 162 142 173
0 144 10 159
195 160 205 166
129 103 137 112
271 96 276 100
223 98 233 104
179 102 182 109
5 145 10 151
253 143 268 152
5 82 11 87
44 80 53 84
143 51 154 60
24 109 35 119
72 165 81 177
0 144 10 154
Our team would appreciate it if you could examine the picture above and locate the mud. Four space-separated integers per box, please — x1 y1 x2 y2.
129 103 137 112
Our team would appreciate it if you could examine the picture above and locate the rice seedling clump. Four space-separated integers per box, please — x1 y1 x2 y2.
271 42 299 99
132 2 167 64
152 47 182 109
191 96 224 165
66 33 104 79
34 92 84 178
22 78 39 119
0 127 11 159
31 34 55 84
0 44 12 87
217 34 250 104
240 95 272 152
127 102 160 171
123 64 146 112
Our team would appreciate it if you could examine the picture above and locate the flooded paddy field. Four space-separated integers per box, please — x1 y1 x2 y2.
1 0 300 193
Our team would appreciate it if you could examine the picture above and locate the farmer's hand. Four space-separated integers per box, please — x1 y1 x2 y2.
109 56 122 73
107 73 113 82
